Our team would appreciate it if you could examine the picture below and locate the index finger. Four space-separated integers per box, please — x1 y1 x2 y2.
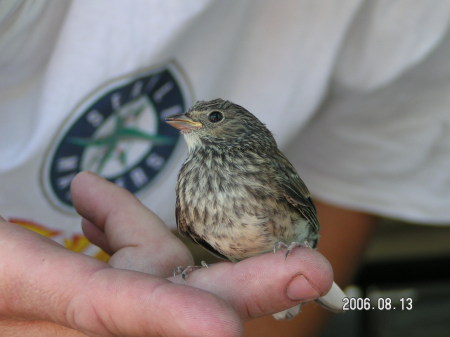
70 171 193 276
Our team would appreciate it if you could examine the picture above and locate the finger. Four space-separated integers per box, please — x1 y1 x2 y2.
170 247 333 320
73 269 242 337
70 171 193 276
81 218 113 255
0 219 241 337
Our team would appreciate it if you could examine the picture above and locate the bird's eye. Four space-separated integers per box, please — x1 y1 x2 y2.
208 111 223 123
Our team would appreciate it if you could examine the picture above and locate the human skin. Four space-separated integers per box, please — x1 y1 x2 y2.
244 200 377 337
0 172 334 337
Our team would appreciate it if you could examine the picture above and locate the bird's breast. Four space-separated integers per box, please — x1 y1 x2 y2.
176 150 302 260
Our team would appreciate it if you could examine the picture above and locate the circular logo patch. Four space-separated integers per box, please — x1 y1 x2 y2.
42 63 191 213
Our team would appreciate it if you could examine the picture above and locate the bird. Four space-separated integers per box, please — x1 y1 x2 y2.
166 98 345 319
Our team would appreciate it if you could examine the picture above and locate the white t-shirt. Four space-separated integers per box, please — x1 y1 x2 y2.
1 0 449 256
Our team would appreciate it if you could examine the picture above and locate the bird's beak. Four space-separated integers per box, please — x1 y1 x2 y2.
165 113 203 131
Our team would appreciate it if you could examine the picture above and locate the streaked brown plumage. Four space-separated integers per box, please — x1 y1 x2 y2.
166 98 344 319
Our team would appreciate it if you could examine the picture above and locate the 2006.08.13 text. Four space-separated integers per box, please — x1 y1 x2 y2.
342 297 413 311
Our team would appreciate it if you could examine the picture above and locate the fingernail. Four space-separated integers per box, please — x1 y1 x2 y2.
287 275 321 302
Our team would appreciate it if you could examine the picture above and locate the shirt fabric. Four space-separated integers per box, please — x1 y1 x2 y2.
1 0 449 256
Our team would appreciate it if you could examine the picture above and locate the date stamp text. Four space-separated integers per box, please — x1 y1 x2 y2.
342 297 413 311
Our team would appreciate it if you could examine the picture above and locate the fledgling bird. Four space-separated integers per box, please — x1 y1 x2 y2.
166 98 345 319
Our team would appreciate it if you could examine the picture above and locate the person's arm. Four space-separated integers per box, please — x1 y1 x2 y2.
0 172 334 337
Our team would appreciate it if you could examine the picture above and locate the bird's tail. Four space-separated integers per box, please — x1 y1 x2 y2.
316 281 346 312
272 304 302 320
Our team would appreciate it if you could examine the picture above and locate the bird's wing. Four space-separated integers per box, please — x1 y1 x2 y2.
270 150 320 234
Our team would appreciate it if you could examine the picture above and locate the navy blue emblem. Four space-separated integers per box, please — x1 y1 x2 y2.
42 63 191 212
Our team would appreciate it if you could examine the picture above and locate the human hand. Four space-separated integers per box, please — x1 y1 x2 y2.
0 172 334 337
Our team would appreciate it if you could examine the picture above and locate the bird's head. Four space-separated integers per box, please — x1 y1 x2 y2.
165 98 276 152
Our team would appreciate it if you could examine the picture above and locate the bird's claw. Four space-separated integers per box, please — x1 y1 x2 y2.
273 241 312 259
173 260 209 280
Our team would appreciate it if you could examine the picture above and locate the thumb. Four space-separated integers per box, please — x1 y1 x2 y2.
170 247 334 319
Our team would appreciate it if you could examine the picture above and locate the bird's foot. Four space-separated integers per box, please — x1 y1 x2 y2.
173 260 209 280
273 241 312 259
